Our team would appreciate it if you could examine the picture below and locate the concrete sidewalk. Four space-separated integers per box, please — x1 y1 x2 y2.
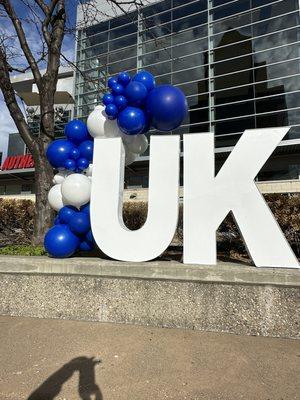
0 316 299 400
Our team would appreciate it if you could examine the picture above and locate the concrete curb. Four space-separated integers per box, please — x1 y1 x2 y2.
0 255 299 287
0 256 299 338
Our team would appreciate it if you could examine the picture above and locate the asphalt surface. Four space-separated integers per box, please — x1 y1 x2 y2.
0 315 299 400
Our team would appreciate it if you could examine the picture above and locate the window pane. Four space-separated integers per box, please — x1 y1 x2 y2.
257 109 300 128
215 70 254 90
253 12 299 36
215 84 254 105
173 52 207 72
141 23 172 41
173 1 207 20
172 37 208 58
215 116 255 135
256 92 300 114
253 28 299 53
252 1 298 24
215 134 241 148
255 75 300 97
215 100 255 119
172 24 207 45
255 60 300 82
173 12 207 33
173 66 206 85
110 11 137 29
213 0 250 21
109 34 137 51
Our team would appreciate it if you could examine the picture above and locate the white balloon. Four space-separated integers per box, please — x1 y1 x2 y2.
125 151 137 166
124 134 148 155
61 173 91 209
87 105 121 139
48 184 64 211
53 170 72 184
84 164 93 177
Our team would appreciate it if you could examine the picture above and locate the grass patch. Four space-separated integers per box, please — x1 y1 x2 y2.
0 245 47 256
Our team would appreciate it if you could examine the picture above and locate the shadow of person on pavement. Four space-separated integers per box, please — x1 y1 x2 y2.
27 356 102 400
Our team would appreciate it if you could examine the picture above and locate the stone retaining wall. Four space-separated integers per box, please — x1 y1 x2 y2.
0 256 299 338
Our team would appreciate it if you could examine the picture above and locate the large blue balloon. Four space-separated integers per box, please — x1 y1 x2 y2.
108 76 118 89
46 139 75 168
65 120 89 144
133 71 155 92
79 140 94 162
125 81 147 106
114 95 127 110
117 71 131 86
145 85 188 131
68 212 91 235
54 216 61 225
103 93 115 106
105 103 118 120
85 229 95 244
111 83 124 96
64 158 76 171
79 240 94 252
69 147 80 160
117 107 146 135
77 157 89 171
44 225 79 258
58 205 77 224
80 203 90 215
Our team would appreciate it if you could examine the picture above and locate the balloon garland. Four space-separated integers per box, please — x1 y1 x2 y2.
44 70 188 257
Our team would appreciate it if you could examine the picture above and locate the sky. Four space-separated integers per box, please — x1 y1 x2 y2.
0 0 77 157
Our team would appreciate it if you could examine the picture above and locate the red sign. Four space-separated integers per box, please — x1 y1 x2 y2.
1 155 35 170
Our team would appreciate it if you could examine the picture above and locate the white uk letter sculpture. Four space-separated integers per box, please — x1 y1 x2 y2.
90 124 298 268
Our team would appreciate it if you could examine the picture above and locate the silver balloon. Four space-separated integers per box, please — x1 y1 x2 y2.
124 134 148 155
125 151 137 166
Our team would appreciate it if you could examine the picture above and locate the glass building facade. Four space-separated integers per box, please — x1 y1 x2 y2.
75 0 300 184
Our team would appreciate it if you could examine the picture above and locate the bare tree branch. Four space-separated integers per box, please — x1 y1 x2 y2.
0 0 43 88
0 44 36 153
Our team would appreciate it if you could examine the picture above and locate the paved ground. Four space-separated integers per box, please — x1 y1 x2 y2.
0 316 299 400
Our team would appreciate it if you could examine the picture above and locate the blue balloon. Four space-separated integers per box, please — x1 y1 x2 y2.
80 203 90 215
133 71 155 92
46 139 75 168
117 71 131 86
77 157 89 171
125 81 147 106
86 229 95 244
54 216 61 225
69 147 80 160
79 240 94 251
108 76 118 89
103 93 115 106
111 83 124 96
65 120 89 144
105 103 118 120
64 158 76 171
79 140 94 162
114 95 127 110
145 85 188 131
117 106 146 135
44 225 79 258
58 205 77 224
68 212 91 235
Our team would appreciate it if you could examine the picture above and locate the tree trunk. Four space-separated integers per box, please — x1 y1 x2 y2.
32 138 54 245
